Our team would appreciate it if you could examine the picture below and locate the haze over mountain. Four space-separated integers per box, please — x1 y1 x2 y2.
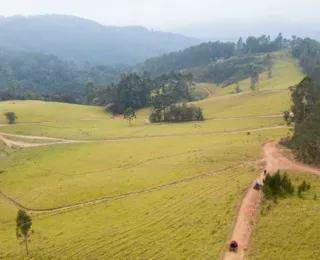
0 14 199 65
172 17 320 41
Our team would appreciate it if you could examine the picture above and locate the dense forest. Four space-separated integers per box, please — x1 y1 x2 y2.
289 75 320 165
0 15 199 65
0 49 128 102
137 34 286 77
286 38 320 165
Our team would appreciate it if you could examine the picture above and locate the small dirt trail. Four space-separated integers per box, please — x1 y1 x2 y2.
0 126 289 148
223 140 320 260
193 82 213 98
0 160 263 214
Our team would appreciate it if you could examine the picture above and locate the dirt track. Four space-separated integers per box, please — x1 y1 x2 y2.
193 82 213 97
223 140 320 260
0 125 289 148
0 160 263 214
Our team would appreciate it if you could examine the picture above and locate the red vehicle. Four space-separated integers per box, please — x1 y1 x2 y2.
229 240 238 252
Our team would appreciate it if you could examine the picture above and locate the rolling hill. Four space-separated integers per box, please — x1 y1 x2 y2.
0 15 199 65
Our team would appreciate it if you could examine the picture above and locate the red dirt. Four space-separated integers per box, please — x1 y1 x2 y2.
223 140 320 260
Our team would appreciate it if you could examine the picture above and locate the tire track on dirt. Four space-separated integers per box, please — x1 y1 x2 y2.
223 140 320 260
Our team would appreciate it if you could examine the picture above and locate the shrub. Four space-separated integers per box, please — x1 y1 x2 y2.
297 181 311 197
262 171 295 199
150 103 204 123
4 112 17 124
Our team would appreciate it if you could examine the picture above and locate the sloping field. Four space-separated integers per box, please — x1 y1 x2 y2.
199 90 290 119
0 129 289 209
0 100 106 123
0 116 284 140
0 52 311 260
249 171 320 260
198 51 304 96
1 166 258 260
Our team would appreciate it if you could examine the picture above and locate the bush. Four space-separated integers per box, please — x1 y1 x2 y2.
297 181 311 197
4 112 17 124
262 171 295 199
150 103 204 123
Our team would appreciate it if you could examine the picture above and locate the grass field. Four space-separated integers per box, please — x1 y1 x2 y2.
0 129 289 209
249 171 320 260
0 52 314 260
199 90 290 119
0 100 106 123
0 116 284 140
198 51 304 97
1 166 259 260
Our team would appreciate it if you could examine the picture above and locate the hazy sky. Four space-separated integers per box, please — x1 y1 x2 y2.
0 0 319 29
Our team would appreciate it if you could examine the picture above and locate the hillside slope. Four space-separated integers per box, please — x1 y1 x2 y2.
0 15 199 65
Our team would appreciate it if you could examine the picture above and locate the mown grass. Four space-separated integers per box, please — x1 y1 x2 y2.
0 116 284 140
0 129 289 209
249 171 320 260
0 100 106 123
1 166 258 260
199 90 291 119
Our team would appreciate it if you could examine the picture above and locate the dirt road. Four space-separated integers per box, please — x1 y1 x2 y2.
223 140 320 260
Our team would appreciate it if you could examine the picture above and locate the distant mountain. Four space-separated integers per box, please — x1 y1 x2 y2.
172 18 320 42
0 15 200 65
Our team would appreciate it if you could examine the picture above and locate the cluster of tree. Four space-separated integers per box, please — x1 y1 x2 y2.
138 34 285 77
0 48 127 102
85 71 194 114
197 55 268 87
291 37 320 75
262 171 295 199
150 103 204 123
137 41 236 76
287 75 320 165
236 33 287 55
0 14 199 65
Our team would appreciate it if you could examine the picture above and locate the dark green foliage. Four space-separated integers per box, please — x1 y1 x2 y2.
102 71 193 114
16 210 32 255
4 112 17 124
138 41 236 76
139 34 285 77
0 49 127 102
288 75 320 165
150 103 204 123
198 55 266 86
262 171 294 199
123 108 136 125
297 181 311 197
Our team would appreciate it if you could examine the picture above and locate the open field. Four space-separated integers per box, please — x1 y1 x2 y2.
1 166 259 260
0 116 284 140
0 52 313 260
198 51 304 97
249 171 320 260
0 100 106 123
0 129 289 209
199 90 290 119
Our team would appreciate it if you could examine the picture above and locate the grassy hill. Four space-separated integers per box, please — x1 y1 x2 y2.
0 52 318 260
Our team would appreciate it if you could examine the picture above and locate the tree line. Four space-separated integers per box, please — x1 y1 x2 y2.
84 71 194 114
137 34 286 77
0 48 127 102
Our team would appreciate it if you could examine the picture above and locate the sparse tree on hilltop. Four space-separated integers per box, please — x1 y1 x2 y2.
4 112 17 124
124 107 136 126
16 210 33 255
